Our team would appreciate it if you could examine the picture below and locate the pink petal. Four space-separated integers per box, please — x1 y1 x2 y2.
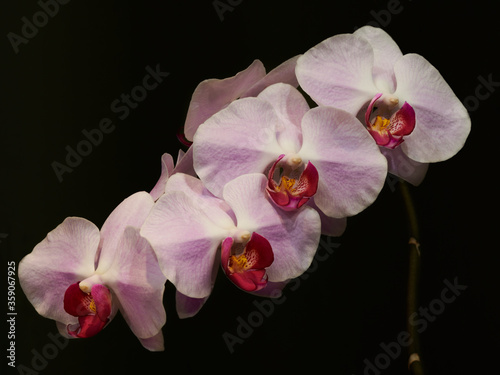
18 217 99 325
264 206 321 282
393 53 471 162
99 227 166 339
149 153 175 201
140 189 232 298
193 97 284 197
242 55 300 98
296 33 378 114
97 192 155 271
299 106 388 218
183 59 266 141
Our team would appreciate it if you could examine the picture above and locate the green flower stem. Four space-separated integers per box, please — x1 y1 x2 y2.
399 180 424 375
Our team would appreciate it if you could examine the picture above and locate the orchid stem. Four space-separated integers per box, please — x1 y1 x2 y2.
399 179 425 375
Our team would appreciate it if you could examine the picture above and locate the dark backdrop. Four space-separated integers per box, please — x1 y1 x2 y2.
1 1 498 374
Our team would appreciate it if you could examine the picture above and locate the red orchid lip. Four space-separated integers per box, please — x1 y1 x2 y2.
365 93 416 149
221 232 274 292
266 154 319 210
63 282 112 338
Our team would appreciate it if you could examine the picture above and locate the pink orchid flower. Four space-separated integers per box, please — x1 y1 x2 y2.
296 26 470 185
192 83 387 235
18 192 167 351
183 56 300 142
140 173 321 316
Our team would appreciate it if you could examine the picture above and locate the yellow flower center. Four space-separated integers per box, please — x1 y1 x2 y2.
277 176 297 193
228 253 250 273
88 298 97 313
370 115 391 133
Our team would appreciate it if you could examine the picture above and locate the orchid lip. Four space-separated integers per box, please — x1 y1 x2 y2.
63 282 112 338
365 93 416 149
266 154 319 211
221 232 274 292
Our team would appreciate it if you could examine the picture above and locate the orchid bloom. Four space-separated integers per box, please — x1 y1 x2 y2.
140 172 320 315
295 25 471 185
183 56 300 141
193 82 387 235
18 192 167 351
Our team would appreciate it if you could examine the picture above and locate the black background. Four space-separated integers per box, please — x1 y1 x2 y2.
1 1 498 374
